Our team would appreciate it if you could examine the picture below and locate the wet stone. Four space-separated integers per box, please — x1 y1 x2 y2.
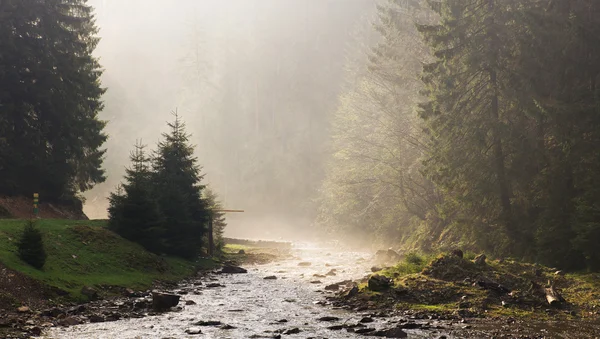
185 300 196 305
283 327 301 334
318 316 340 322
185 327 202 335
360 317 374 323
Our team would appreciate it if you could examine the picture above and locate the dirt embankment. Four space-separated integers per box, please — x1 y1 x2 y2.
0 196 87 220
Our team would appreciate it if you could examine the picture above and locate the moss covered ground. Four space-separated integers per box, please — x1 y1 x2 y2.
355 252 600 321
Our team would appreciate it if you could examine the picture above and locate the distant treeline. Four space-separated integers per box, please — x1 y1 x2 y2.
319 0 600 271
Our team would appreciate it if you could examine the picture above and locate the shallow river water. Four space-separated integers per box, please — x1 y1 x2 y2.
44 243 600 339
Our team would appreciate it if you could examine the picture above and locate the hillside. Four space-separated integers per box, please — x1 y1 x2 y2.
0 219 206 306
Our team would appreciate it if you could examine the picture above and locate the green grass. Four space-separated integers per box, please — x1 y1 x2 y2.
0 219 204 300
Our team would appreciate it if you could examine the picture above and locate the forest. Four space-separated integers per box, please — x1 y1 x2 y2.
2 0 600 271
319 0 600 271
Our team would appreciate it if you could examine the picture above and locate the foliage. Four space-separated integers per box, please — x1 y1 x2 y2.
17 220 47 269
0 0 107 202
109 113 215 259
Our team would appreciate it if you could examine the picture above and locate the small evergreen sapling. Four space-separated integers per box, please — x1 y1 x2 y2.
18 220 47 269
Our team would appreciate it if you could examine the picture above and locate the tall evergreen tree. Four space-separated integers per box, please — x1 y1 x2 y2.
152 112 209 259
0 0 107 201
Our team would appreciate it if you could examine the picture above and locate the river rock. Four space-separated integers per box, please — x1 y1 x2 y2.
360 317 374 323
283 327 301 334
185 300 196 305
264 276 277 280
81 286 99 300
326 269 337 276
373 327 408 338
185 327 202 334
194 320 222 326
17 306 30 313
89 314 104 323
310 280 322 284
221 324 236 329
346 285 359 297
368 274 392 291
325 283 340 291
221 265 248 274
238 249 245 254
298 262 312 267
58 316 81 327
318 316 340 322
152 292 180 311
371 266 383 272
206 283 224 288
355 327 376 334
42 307 66 318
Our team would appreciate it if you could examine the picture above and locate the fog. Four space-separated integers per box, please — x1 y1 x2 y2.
83 0 377 240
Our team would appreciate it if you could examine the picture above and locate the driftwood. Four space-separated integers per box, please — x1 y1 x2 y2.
531 280 564 306
544 280 564 306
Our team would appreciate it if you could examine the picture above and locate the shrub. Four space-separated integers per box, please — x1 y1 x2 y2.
18 220 47 269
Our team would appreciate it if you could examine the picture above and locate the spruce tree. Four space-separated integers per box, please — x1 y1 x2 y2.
0 0 107 201
152 113 209 259
108 142 163 253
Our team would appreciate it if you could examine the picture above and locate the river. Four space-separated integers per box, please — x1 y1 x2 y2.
44 243 600 338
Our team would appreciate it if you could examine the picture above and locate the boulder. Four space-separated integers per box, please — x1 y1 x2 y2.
58 317 81 327
325 269 337 276
81 286 99 300
17 306 30 313
373 327 408 338
368 274 392 292
221 265 248 274
89 314 104 323
451 249 464 258
283 328 301 334
474 254 486 265
317 316 340 322
185 327 202 335
346 285 359 297
152 292 180 312
325 283 340 291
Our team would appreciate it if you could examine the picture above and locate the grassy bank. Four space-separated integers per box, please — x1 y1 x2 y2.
0 219 218 302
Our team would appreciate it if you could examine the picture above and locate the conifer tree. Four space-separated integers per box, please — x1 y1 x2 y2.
204 187 227 250
152 112 209 259
0 0 107 201
108 142 163 253
18 220 47 270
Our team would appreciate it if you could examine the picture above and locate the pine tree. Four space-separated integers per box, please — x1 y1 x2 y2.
108 142 163 253
0 0 107 201
204 187 227 250
152 112 209 259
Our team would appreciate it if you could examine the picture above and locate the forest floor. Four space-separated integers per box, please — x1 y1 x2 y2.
329 251 600 337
